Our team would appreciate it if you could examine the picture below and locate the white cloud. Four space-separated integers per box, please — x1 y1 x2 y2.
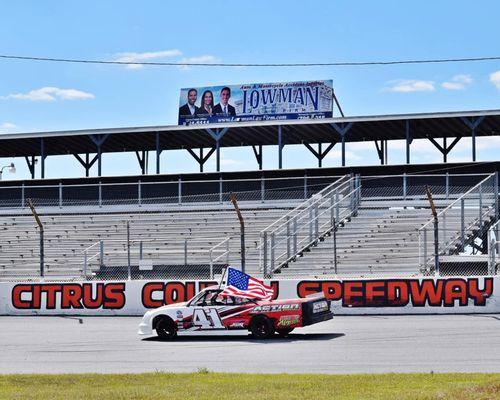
325 150 362 161
113 49 182 69
0 122 17 130
177 55 219 70
490 70 500 90
1 87 94 101
384 79 435 93
441 74 473 90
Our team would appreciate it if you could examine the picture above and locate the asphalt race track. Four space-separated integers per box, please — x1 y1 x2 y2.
1 315 499 374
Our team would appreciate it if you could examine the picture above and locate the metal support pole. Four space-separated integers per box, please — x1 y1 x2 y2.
341 135 346 166
156 132 161 174
270 233 275 276
178 177 182 204
139 241 143 260
406 120 411 164
98 181 102 208
219 176 223 204
318 143 322 168
40 138 45 179
21 184 25 208
97 144 102 177
216 138 220 172
58 182 63 208
335 191 339 222
461 198 465 249
126 221 131 280
495 172 499 222
423 228 428 271
293 217 298 255
286 217 291 260
83 250 88 278
184 238 188 266
472 128 476 161
260 176 265 203
99 240 104 268
403 173 407 199
263 232 268 277
39 230 44 277
138 180 142 206
333 218 337 274
278 125 283 169
445 173 449 199
314 204 319 239
304 174 308 199
479 183 483 230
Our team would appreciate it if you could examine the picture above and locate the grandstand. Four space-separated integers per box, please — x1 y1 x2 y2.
0 110 499 282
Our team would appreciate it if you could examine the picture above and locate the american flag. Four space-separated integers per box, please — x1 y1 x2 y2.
220 267 274 301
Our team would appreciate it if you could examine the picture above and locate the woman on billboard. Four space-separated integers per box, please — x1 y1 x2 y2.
198 90 215 116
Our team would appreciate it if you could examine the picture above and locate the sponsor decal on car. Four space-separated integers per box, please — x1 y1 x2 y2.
278 315 300 327
312 300 329 313
251 304 300 313
228 321 246 328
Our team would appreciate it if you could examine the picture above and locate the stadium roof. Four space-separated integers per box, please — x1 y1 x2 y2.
0 109 499 158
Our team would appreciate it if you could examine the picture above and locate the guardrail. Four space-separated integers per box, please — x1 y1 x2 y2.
259 174 361 277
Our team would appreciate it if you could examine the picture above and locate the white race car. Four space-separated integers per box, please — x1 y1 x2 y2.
138 286 333 340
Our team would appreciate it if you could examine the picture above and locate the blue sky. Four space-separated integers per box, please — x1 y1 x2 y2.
0 0 499 180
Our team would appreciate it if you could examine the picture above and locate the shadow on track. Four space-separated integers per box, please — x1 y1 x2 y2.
142 332 344 343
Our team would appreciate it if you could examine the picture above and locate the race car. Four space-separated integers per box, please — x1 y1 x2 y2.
138 286 333 340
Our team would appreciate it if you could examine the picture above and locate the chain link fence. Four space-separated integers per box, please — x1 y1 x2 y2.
0 173 498 281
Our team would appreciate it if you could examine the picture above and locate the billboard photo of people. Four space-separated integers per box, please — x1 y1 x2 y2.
178 80 333 125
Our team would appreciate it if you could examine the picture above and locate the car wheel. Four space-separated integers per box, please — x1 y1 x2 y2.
250 316 274 339
276 328 294 337
155 317 177 340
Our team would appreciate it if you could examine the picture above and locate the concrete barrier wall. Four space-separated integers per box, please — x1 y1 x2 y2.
1 276 499 316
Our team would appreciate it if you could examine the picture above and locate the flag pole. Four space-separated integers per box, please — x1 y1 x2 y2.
218 266 229 290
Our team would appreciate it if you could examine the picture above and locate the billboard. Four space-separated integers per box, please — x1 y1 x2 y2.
178 80 333 125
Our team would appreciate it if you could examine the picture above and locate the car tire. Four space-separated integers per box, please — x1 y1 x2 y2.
155 317 177 340
250 316 274 339
276 328 294 337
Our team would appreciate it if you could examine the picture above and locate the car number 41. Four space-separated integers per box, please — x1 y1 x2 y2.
193 308 224 329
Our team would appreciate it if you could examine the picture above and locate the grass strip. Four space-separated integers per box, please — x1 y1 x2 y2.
0 372 499 400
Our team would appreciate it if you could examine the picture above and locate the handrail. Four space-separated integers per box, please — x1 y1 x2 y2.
261 175 351 234
420 173 496 230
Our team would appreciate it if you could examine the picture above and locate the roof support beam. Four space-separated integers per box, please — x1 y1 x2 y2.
187 147 216 173
405 120 413 164
205 128 229 172
304 142 336 167
89 134 109 177
73 153 98 177
135 151 148 175
40 138 46 178
252 145 263 170
460 116 484 162
330 122 353 166
156 132 163 174
374 140 388 165
25 156 36 179
428 136 461 163
278 125 286 169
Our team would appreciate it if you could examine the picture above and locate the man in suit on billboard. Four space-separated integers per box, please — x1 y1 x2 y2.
179 88 201 117
213 87 236 116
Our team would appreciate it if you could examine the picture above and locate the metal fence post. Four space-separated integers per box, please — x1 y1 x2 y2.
260 176 265 203
126 221 131 280
99 240 104 268
59 182 63 208
495 172 499 222
184 238 188 266
219 176 223 204
403 173 407 200
178 178 182 204
98 181 102 208
309 208 313 243
286 216 291 260
83 250 88 278
479 183 483 230
333 217 337 274
293 217 298 255
139 241 143 260
21 183 25 208
461 198 465 249
270 232 275 277
445 172 449 200
335 191 339 222
304 174 308 199
226 238 230 266
138 180 142 207
423 228 428 272
263 232 268 277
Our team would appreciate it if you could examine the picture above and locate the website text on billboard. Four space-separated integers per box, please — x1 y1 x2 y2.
178 80 333 125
